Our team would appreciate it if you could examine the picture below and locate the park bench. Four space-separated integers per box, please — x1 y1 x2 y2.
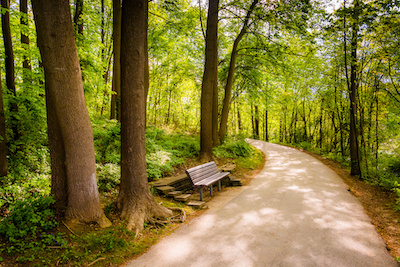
185 161 230 201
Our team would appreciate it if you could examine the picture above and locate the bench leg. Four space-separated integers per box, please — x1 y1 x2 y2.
199 188 203 201
210 185 213 196
218 180 221 191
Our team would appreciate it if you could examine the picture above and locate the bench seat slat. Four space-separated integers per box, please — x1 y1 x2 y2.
186 162 215 173
187 166 219 177
192 172 230 187
190 170 219 182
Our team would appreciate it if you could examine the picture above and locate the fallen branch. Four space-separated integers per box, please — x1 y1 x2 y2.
87 257 106 266
62 220 78 236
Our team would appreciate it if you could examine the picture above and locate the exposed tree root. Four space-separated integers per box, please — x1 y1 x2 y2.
63 212 111 230
147 207 186 229
97 213 112 228
120 200 175 234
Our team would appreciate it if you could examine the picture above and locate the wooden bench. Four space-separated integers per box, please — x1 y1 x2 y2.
186 161 230 201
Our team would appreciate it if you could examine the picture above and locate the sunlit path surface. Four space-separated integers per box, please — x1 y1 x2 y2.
125 140 398 267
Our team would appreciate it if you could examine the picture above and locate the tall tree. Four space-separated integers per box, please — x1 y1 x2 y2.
345 0 362 176
31 0 111 227
117 0 172 233
219 0 259 143
200 0 219 161
110 0 122 121
1 0 19 140
20 0 31 75
74 0 84 37
0 72 7 177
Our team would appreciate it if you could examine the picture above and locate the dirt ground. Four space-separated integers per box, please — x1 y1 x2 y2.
301 150 400 262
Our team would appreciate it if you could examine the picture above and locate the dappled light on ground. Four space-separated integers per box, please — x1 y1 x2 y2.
126 140 397 267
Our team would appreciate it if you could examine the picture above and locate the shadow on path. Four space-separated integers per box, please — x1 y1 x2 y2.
125 140 398 267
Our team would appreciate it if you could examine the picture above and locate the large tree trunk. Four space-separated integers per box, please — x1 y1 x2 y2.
219 0 258 143
1 0 19 140
110 0 122 121
31 0 110 227
45 83 68 215
200 0 219 161
117 0 172 233
0 75 7 177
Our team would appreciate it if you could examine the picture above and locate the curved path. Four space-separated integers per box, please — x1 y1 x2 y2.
126 140 398 267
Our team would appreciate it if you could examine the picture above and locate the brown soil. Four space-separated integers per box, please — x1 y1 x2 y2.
301 150 400 262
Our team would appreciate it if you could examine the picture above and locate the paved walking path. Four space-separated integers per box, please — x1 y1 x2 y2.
126 140 398 267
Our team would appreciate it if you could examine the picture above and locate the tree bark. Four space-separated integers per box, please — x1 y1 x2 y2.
1 0 19 140
45 83 67 215
111 0 122 121
200 0 219 161
212 69 219 146
219 0 258 143
31 0 111 227
118 0 172 233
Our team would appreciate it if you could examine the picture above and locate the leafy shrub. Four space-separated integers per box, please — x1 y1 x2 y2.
93 120 121 164
387 157 400 176
0 196 67 254
97 163 120 192
0 173 51 210
214 139 253 158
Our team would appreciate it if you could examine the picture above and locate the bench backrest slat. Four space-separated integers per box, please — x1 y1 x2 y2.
186 161 220 184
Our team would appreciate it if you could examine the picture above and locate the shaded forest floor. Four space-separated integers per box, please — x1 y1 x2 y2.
300 149 400 262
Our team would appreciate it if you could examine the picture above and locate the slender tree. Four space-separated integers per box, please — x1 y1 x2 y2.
345 0 362 176
20 0 31 74
200 0 219 161
74 0 84 37
31 0 111 227
1 0 19 140
0 72 7 177
219 0 259 143
118 0 172 233
110 0 122 120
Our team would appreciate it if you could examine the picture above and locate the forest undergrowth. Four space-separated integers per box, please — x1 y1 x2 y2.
0 122 264 266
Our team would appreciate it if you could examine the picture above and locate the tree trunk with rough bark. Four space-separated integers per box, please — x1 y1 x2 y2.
200 0 219 161
117 0 172 233
31 0 111 227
